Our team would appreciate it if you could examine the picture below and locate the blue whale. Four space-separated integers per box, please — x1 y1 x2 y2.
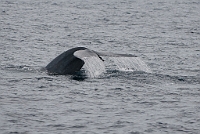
46 47 137 75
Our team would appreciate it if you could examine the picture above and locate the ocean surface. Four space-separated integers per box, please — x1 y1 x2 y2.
0 0 200 133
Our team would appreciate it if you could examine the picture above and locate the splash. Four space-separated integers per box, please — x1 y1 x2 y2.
82 57 106 78
81 56 151 78
109 57 151 73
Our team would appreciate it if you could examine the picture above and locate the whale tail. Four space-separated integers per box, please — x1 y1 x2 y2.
46 47 86 75
46 47 151 77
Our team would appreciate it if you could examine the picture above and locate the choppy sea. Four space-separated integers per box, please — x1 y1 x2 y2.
0 0 200 134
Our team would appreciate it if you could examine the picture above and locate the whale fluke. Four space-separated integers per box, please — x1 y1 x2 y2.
46 47 150 76
46 47 86 75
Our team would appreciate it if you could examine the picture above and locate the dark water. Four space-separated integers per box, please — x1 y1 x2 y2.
0 0 200 134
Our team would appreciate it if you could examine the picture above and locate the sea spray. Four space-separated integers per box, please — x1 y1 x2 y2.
82 57 106 78
109 57 151 73
82 56 151 78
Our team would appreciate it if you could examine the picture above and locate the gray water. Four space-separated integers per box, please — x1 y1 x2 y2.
0 0 200 133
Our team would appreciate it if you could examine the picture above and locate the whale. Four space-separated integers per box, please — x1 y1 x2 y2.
46 47 138 75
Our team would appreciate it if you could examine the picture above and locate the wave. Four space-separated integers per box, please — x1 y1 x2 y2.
102 70 200 85
2 64 199 85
